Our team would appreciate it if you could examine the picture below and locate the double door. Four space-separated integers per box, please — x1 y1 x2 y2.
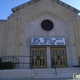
31 48 46 68
31 47 67 68
51 48 67 68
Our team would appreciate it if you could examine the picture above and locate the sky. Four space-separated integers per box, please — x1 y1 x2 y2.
0 0 80 20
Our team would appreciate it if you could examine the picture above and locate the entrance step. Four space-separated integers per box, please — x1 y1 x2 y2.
34 68 80 78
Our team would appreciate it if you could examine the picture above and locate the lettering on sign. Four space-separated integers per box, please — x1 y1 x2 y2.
31 37 66 45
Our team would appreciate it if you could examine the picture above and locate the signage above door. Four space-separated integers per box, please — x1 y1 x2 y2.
31 37 66 45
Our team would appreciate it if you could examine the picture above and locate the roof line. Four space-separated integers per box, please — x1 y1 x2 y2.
12 0 40 13
54 0 80 13
12 0 80 13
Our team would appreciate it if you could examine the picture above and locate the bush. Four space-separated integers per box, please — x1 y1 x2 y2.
2 62 15 69
0 57 15 70
0 58 2 63
0 58 2 69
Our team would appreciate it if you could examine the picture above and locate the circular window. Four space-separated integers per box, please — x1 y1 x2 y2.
41 20 54 31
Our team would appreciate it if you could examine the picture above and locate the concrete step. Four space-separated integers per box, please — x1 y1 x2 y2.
34 74 55 78
34 68 80 78
34 68 80 73
34 69 55 74
34 74 73 78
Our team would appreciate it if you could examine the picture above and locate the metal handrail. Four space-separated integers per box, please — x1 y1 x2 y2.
0 56 33 69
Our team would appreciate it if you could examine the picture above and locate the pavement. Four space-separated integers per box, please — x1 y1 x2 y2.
0 78 74 80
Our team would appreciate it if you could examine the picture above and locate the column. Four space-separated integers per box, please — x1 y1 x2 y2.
47 47 51 68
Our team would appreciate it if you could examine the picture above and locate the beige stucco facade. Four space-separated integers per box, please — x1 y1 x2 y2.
0 0 80 68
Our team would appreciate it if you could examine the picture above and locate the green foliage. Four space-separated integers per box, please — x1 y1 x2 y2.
0 57 15 70
0 58 2 63
2 62 15 69
0 58 2 69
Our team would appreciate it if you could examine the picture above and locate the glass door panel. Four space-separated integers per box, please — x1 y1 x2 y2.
39 48 46 68
59 48 66 67
51 48 59 67
31 48 38 68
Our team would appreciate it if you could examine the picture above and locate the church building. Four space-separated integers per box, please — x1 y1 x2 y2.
0 0 80 69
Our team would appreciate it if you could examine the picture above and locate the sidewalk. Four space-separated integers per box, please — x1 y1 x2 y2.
0 78 73 80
